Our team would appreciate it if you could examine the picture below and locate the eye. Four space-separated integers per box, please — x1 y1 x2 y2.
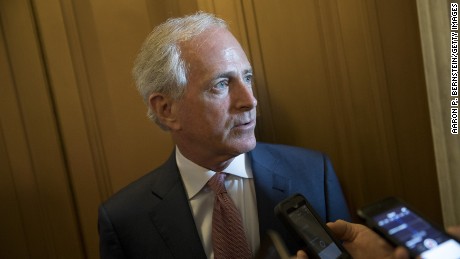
211 80 229 93
216 80 228 88
244 74 253 85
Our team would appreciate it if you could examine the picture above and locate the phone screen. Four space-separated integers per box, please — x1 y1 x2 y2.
288 203 342 259
373 205 460 259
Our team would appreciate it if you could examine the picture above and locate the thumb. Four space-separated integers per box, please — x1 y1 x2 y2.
392 246 410 259
326 220 356 241
296 249 308 259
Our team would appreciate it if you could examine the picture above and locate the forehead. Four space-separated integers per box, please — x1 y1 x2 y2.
179 27 251 73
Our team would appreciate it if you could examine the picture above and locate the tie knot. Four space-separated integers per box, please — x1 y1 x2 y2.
208 172 227 194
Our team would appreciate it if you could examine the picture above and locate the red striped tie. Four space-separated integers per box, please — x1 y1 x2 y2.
208 173 252 259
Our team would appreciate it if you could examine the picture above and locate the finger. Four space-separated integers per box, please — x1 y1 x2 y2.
296 249 308 259
447 225 460 239
326 220 353 241
392 246 410 259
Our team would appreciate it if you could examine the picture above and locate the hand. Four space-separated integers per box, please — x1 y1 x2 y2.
290 250 308 259
326 220 409 259
447 225 460 239
295 250 308 259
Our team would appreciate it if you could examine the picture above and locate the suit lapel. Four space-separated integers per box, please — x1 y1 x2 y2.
149 152 206 258
249 144 291 239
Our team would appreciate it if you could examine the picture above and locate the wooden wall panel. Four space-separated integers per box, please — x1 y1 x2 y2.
0 0 84 257
0 19 31 259
252 0 339 150
248 0 441 223
30 0 105 257
29 0 196 257
329 0 406 215
69 0 175 193
417 0 460 226
373 0 440 221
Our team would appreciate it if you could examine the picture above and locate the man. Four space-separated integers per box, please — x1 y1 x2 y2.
98 12 350 258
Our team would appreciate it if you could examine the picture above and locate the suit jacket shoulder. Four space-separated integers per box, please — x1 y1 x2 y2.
98 152 206 259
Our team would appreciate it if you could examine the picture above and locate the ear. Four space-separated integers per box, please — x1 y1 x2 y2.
148 93 181 130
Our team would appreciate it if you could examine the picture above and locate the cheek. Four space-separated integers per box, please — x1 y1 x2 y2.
178 95 231 130
204 107 229 127
200 105 232 134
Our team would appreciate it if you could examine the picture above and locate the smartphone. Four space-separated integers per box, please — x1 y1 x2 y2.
274 193 352 259
358 196 460 259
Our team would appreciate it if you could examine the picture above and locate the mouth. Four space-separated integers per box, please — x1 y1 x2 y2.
234 119 256 129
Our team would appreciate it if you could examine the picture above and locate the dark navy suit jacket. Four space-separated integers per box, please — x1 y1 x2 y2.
98 142 350 258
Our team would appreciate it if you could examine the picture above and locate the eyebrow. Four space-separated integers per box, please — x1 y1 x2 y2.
212 69 253 80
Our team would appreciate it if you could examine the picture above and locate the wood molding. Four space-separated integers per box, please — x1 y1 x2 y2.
416 0 460 226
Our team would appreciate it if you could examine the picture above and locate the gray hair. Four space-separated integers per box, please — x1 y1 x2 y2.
132 11 227 129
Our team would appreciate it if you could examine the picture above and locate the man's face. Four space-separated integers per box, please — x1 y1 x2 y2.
172 27 257 167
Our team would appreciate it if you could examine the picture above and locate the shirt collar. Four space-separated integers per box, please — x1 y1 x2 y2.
175 147 253 200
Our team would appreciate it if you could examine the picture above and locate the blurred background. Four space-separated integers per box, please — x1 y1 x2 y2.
1 0 459 258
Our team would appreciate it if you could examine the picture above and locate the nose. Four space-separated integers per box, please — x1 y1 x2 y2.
233 81 258 111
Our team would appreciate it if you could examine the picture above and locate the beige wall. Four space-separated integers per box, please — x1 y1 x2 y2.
0 0 451 258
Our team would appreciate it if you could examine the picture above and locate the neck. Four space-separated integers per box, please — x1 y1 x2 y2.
175 144 236 172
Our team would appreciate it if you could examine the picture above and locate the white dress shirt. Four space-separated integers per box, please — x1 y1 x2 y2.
176 147 260 258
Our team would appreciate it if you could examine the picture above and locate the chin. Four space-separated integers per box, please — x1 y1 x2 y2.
231 137 257 154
